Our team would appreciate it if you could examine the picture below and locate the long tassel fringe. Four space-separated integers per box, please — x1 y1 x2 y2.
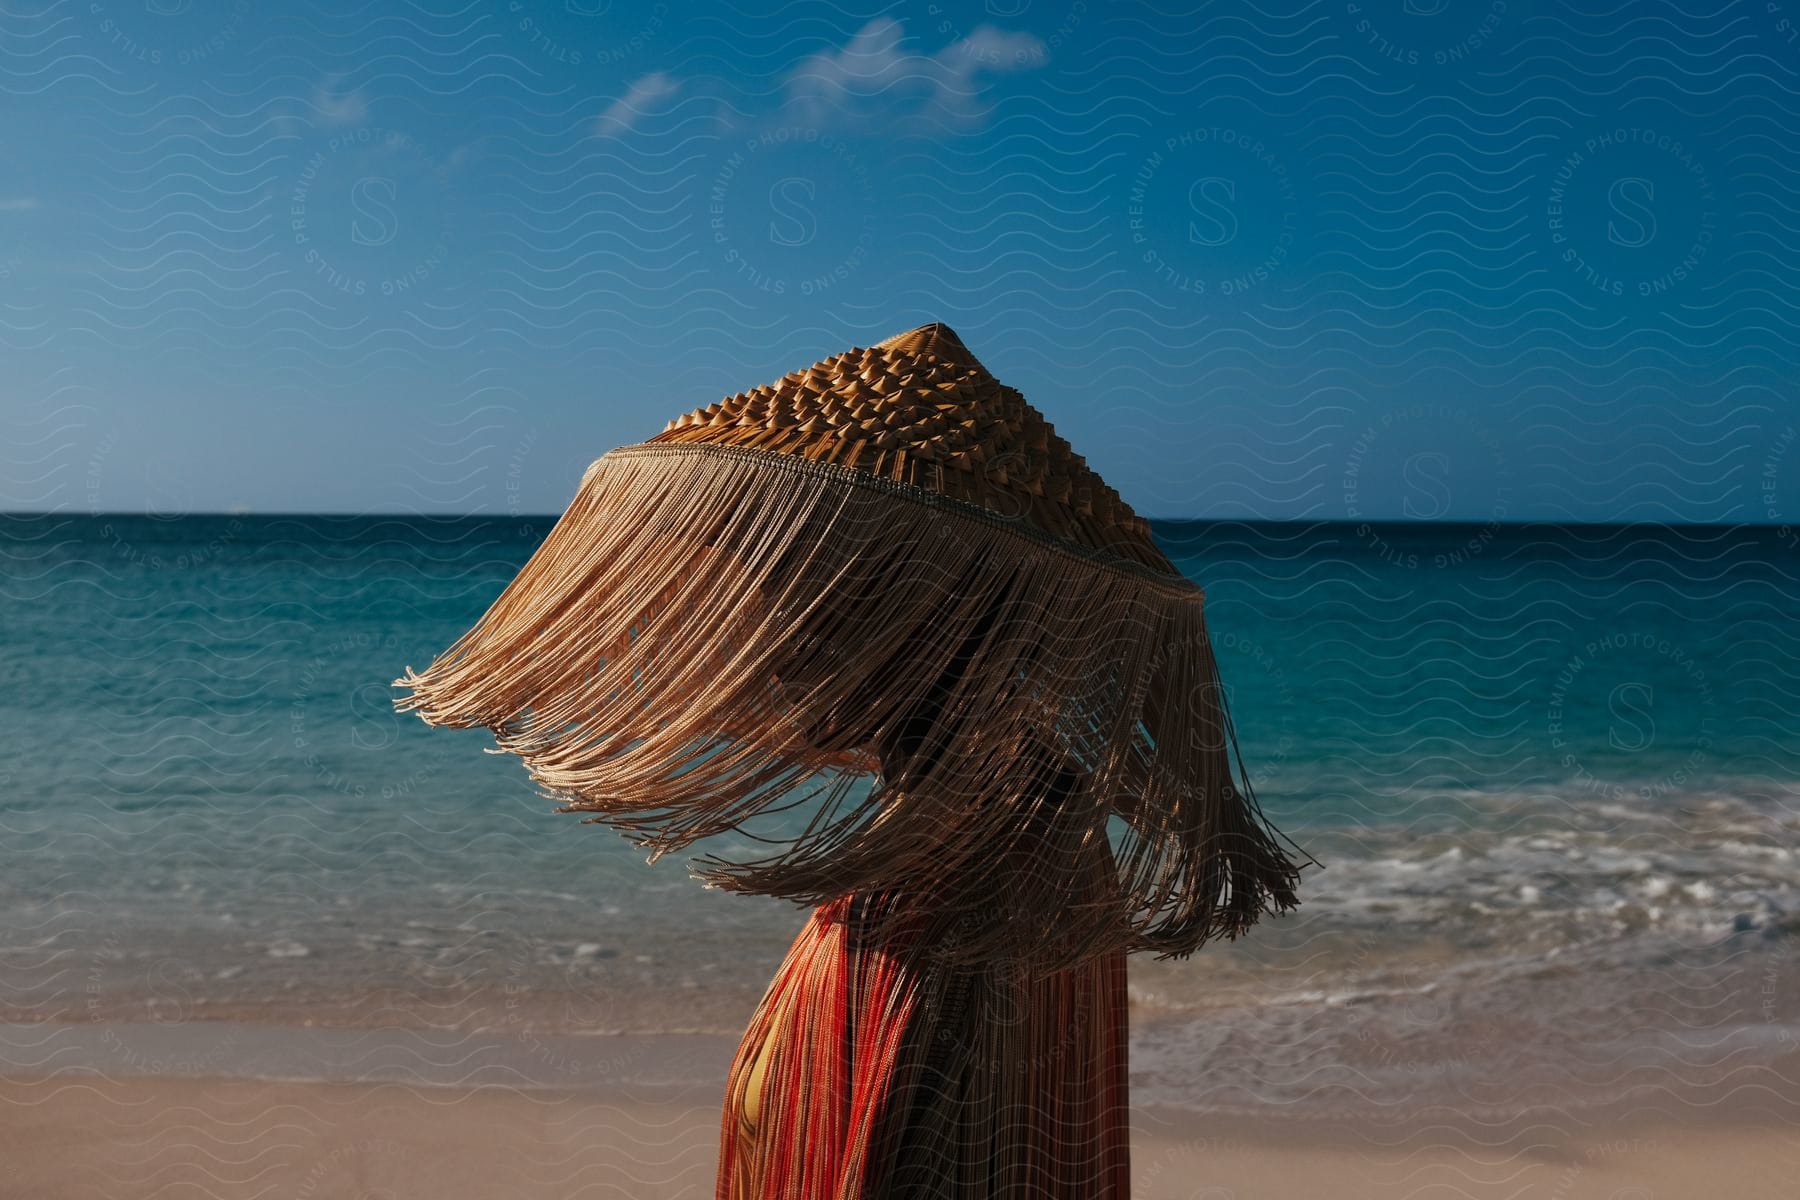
394 442 1307 975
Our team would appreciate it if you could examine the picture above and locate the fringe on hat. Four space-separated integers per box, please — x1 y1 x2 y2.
393 440 1306 974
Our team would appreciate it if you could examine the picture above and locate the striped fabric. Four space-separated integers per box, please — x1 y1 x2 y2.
718 888 1131 1198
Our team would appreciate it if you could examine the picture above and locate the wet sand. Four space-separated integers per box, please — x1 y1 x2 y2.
1 1021 1796 1198
4 1072 1797 1199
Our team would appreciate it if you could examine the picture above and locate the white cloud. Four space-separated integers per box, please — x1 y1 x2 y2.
312 74 368 126
584 22 1044 142
0 197 39 212
782 18 1046 132
594 72 681 137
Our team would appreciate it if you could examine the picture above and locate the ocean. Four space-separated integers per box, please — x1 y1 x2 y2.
3 514 1796 1109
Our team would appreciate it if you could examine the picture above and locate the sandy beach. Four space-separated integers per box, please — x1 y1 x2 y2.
4 1065 1796 1199
3 1019 1796 1199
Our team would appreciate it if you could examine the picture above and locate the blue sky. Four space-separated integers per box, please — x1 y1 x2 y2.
3 0 1797 523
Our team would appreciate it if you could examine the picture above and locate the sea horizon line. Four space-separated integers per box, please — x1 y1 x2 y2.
2 510 1794 532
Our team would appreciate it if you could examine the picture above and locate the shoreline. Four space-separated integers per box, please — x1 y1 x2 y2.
10 1011 1799 1111
14 928 1798 1112
3 1055 1794 1200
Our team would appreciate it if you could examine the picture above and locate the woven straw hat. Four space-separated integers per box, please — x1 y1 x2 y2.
649 323 1171 572
395 324 1304 973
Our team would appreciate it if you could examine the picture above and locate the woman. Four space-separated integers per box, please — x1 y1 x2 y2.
718 560 1131 1198
392 323 1304 1200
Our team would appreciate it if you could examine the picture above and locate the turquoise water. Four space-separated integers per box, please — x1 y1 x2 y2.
1 514 1795 1037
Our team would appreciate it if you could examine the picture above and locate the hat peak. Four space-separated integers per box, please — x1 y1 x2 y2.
644 323 1173 571
873 322 981 370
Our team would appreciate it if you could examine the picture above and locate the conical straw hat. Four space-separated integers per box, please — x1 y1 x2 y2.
395 324 1306 974
649 323 1171 573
